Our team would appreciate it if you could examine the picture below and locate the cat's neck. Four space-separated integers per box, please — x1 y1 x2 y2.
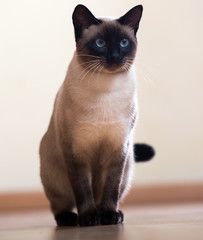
65 51 136 94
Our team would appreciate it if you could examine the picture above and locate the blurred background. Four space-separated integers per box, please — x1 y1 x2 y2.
0 0 202 207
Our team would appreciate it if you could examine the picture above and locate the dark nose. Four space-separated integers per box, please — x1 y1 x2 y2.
112 51 120 59
109 50 121 63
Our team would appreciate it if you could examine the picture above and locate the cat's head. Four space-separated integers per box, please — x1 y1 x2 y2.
72 5 143 74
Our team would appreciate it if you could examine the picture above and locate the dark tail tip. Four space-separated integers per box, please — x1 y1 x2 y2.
134 143 155 162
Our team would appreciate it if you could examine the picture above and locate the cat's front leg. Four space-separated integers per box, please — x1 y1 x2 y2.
67 155 99 226
99 151 126 225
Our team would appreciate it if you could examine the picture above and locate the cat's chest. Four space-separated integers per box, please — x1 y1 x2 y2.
71 92 136 154
77 89 133 122
65 65 137 153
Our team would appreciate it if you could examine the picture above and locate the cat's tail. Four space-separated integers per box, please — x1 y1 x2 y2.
133 143 155 162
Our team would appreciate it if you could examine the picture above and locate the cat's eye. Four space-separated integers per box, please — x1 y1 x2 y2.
120 39 129 47
96 39 105 48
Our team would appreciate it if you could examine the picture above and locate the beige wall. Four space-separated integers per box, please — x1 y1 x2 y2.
0 0 202 192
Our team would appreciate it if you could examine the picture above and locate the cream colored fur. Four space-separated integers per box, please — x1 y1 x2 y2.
65 53 137 155
40 52 137 213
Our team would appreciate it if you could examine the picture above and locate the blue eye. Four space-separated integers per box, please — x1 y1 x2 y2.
96 39 105 48
120 39 129 47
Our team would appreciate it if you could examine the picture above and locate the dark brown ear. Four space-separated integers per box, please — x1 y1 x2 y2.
117 5 143 36
72 5 102 42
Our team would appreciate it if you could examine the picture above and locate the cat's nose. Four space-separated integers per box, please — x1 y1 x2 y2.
109 50 121 63
111 51 120 59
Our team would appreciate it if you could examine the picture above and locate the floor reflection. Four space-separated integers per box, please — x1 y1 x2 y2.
52 224 124 240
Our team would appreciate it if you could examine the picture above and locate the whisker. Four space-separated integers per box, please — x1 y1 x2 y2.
123 65 129 72
125 65 129 71
135 55 157 87
87 63 102 86
97 65 104 81
68 59 101 74
124 62 132 71
80 62 101 82
136 61 159 75
136 67 156 87
76 54 101 59
93 64 104 89
78 62 99 82
125 60 134 65
74 60 102 82
126 58 135 61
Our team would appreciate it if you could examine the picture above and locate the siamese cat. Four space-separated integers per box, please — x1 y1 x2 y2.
40 4 154 226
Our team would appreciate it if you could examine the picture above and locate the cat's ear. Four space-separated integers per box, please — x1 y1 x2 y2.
118 5 143 36
72 5 101 42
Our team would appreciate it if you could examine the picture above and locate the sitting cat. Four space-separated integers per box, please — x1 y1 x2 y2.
40 4 154 226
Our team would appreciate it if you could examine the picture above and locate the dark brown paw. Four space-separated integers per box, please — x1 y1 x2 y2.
79 209 99 226
100 210 124 225
55 211 78 226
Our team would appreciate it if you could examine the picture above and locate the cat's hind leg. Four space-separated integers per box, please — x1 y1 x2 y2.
52 202 78 227
43 180 78 226
40 145 77 226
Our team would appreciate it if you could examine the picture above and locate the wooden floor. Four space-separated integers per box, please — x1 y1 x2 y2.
0 203 203 240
